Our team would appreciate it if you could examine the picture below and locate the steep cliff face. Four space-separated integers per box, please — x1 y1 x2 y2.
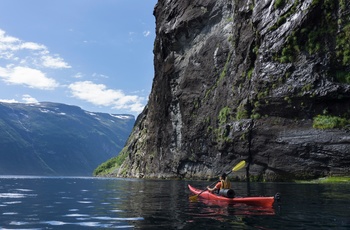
111 0 350 180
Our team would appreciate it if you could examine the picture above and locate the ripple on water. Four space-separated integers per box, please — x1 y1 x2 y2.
9 221 29 226
64 213 90 217
110 209 124 213
69 209 79 212
3 212 18 215
14 188 33 192
0 193 26 198
42 220 135 228
93 216 144 221
42 220 67 226
77 200 93 204
3 201 22 204
75 222 102 227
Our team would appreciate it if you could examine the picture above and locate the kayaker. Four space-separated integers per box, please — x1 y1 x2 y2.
207 173 231 194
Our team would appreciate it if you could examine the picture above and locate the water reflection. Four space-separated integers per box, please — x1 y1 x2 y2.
0 177 145 229
126 180 279 229
192 199 276 216
0 177 349 229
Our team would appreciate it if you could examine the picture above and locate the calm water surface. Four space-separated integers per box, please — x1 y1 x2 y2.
0 176 349 229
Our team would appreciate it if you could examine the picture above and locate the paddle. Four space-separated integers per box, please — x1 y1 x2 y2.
189 160 246 201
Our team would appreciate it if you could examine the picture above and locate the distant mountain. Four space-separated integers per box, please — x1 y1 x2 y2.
0 102 134 176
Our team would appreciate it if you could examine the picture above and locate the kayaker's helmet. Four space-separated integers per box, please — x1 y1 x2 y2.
221 173 227 180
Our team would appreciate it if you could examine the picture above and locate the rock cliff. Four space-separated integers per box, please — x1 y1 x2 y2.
105 0 350 181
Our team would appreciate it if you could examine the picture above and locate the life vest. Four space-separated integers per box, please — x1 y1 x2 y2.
220 177 231 189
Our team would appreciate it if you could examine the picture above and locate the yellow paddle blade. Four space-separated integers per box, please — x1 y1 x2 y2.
189 194 199 201
232 160 246 172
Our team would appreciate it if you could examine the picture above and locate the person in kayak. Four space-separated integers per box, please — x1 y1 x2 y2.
207 173 231 194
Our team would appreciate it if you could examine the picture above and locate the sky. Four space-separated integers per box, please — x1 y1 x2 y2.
0 0 157 117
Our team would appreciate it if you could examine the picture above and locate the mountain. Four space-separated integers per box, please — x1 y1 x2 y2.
0 102 134 176
96 0 350 181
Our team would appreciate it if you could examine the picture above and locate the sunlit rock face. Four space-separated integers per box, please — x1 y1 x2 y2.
113 0 350 181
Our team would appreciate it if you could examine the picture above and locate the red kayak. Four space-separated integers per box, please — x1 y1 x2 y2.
188 184 276 208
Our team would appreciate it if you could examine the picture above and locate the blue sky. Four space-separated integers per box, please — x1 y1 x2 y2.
0 0 157 117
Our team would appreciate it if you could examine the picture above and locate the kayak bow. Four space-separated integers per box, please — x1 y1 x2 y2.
188 184 276 208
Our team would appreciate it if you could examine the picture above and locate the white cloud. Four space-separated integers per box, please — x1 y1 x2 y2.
0 29 46 53
0 95 38 104
0 98 18 103
92 72 109 79
22 94 38 104
73 72 84 79
143 31 151 37
0 29 70 69
0 29 20 44
0 65 58 90
41 55 71 69
20 42 47 51
68 81 145 113
0 29 69 90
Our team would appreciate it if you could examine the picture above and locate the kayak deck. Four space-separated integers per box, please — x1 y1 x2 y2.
188 184 275 208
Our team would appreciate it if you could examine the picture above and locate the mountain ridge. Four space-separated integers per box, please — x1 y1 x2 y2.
0 101 134 176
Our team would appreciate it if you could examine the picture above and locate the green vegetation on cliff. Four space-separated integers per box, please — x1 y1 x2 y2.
273 0 350 84
313 115 350 129
93 147 128 176
298 176 350 184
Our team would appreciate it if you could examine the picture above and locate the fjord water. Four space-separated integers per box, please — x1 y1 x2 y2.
0 177 349 229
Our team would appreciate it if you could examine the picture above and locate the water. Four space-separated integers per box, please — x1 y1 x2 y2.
0 176 349 229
